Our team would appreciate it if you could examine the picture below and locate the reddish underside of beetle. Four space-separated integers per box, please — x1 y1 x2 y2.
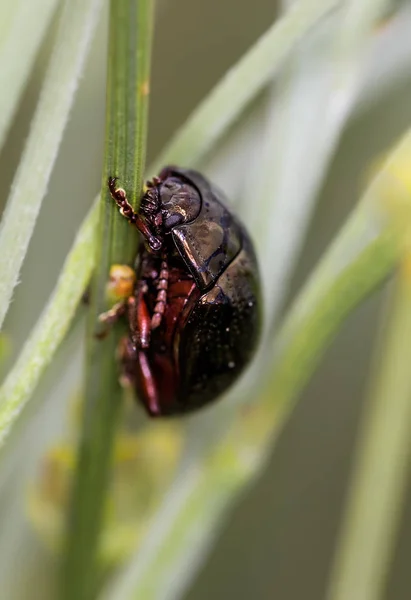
121 257 201 415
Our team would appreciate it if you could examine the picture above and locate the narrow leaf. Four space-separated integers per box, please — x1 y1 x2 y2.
0 0 102 329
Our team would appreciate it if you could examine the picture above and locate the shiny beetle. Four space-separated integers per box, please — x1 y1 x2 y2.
103 166 261 416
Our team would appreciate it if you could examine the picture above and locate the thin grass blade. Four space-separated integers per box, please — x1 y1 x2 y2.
0 204 97 447
149 0 343 174
0 0 60 150
0 0 103 330
326 264 411 600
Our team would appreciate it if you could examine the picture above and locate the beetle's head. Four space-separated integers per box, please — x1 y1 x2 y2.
158 176 201 230
139 172 202 253
141 173 201 229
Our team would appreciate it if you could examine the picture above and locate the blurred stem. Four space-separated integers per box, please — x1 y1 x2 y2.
60 2 153 600
103 447 254 600
279 126 411 346
263 230 400 419
264 124 411 423
252 0 391 320
326 253 411 600
149 0 342 174
0 205 97 447
0 0 102 330
0 0 60 151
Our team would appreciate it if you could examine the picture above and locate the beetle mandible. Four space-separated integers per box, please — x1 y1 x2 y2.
101 166 261 416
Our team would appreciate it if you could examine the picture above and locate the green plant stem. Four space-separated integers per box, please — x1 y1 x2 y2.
0 0 60 151
60 2 153 599
0 0 102 331
279 126 411 345
265 230 400 417
251 0 391 320
103 447 254 600
0 204 97 446
327 260 411 600
149 0 342 174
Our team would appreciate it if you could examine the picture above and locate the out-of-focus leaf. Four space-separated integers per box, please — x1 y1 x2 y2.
0 0 102 330
0 0 60 150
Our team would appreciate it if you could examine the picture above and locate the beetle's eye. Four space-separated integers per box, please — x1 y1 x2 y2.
163 212 184 229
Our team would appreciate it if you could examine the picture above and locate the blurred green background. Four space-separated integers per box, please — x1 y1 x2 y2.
2 1 411 599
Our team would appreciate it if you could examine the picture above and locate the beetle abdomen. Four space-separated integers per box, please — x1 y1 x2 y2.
177 234 261 412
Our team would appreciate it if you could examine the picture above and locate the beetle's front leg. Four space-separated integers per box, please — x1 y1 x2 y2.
117 296 160 415
108 177 161 251
117 338 160 415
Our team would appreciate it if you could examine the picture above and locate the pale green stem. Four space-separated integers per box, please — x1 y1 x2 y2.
103 448 254 600
0 0 60 150
326 263 411 600
0 204 98 446
278 127 411 347
0 0 103 330
149 0 342 174
60 1 154 598
251 0 392 318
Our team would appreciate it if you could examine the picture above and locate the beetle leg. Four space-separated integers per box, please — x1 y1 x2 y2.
127 285 151 349
107 177 162 252
135 247 159 281
151 259 169 329
96 301 127 339
137 351 160 415
118 303 160 415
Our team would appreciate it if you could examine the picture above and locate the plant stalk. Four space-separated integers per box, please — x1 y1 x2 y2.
60 1 154 599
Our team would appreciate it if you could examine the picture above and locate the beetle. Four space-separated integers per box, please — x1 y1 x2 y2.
101 166 261 416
